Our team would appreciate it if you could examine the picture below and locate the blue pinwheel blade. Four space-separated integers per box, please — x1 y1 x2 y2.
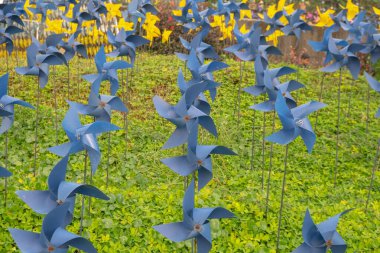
292 242 324 253
266 129 296 145
83 121 120 135
42 203 71 240
291 101 327 120
57 181 109 201
365 72 380 92
301 209 325 247
9 229 45 252
0 166 11 177
317 209 353 241
153 222 193 242
16 190 56 214
193 207 235 224
50 227 97 253
161 156 194 176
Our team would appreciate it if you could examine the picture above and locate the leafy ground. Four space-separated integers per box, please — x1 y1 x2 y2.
0 53 379 252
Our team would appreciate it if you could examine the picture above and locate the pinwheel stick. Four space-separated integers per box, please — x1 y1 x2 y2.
33 83 41 176
250 110 256 170
234 61 243 126
265 112 276 218
67 64 70 99
346 79 355 118
261 112 266 190
365 139 380 212
53 67 59 144
366 81 371 134
334 69 342 186
79 151 88 235
276 144 289 252
314 73 326 131
106 132 111 188
4 132 9 207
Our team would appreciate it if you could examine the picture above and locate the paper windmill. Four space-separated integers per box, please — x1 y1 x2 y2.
173 0 214 31
292 209 352 253
365 72 380 117
85 0 108 28
83 46 132 95
0 73 34 134
162 144 236 190
14 1 29 19
340 11 367 43
176 28 218 63
262 10 284 36
107 28 149 64
0 166 11 177
122 0 158 28
28 0 56 23
53 0 76 14
9 203 97 253
153 180 235 253
16 156 109 222
68 92 128 122
59 31 88 61
48 108 120 173
0 3 24 26
216 0 249 25
281 9 311 39
224 25 281 64
186 49 228 100
15 44 63 88
0 25 23 55
321 37 365 79
153 83 217 149
62 3 93 30
362 32 380 64
266 91 326 153
32 33 68 66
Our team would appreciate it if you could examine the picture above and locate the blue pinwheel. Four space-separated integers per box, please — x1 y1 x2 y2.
340 11 367 43
122 0 158 28
266 91 326 153
365 72 380 117
107 28 149 64
321 37 365 79
32 33 68 66
48 107 120 173
162 144 236 190
0 73 34 134
177 69 211 115
68 92 127 122
216 0 249 25
153 83 217 149
16 156 108 222
59 31 88 61
176 28 218 63
186 49 229 100
362 32 380 64
14 1 29 19
224 25 281 64
173 0 214 31
28 0 56 23
16 44 62 88
9 203 97 253
292 209 352 253
83 46 131 95
262 10 284 36
62 3 93 30
0 3 24 26
281 9 312 39
85 0 107 28
53 0 76 14
153 180 235 253
0 25 23 55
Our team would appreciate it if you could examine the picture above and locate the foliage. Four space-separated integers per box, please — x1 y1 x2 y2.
0 53 379 252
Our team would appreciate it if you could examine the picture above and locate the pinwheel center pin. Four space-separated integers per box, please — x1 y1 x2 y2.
193 224 202 232
0 103 3 108
57 199 64 205
183 115 191 121
99 101 107 108
325 239 333 248
76 133 81 140
48 245 55 252
282 92 286 97
296 119 304 127
197 159 203 166
102 69 107 74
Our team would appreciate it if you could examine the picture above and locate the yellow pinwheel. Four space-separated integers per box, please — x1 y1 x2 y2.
340 0 359 21
374 7 380 16
162 29 172 44
315 7 335 27
105 3 121 21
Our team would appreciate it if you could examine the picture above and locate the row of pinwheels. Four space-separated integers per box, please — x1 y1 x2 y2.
3 0 156 252
152 1 239 252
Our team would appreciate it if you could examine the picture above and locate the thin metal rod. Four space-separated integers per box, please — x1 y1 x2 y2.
106 132 111 188
79 151 88 235
346 79 354 118
234 61 243 123
276 144 289 252
314 73 325 131
33 82 41 177
67 64 70 99
261 112 266 190
366 80 371 134
4 132 8 207
250 109 256 170
53 67 58 144
334 69 342 186
365 139 380 211
265 112 276 218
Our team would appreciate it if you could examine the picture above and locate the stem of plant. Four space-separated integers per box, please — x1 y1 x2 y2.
334 69 342 187
79 151 88 235
261 112 266 190
365 138 380 212
265 112 276 218
33 82 41 177
276 144 289 252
